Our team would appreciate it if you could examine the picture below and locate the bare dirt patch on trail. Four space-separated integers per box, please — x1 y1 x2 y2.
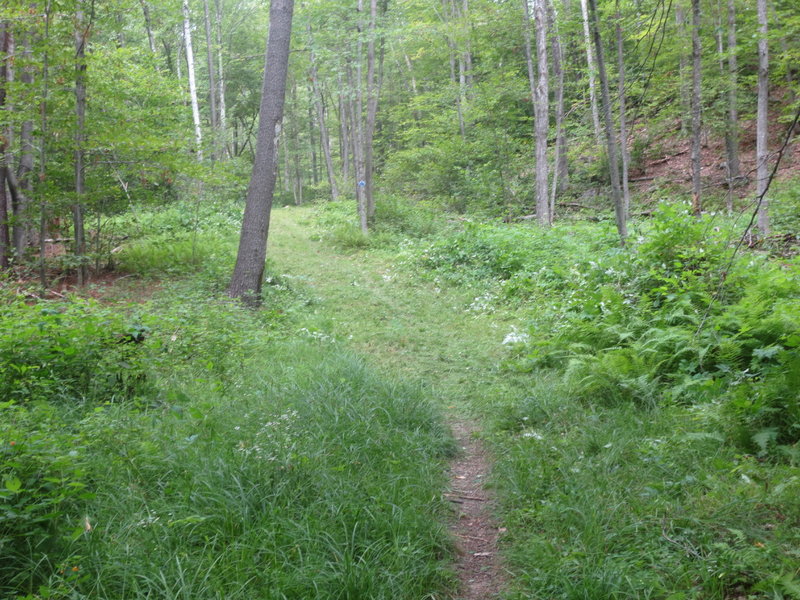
447 419 505 600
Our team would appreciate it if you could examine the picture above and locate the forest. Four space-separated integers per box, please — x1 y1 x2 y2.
1 0 800 598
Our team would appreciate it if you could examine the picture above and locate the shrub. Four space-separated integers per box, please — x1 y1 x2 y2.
0 299 154 405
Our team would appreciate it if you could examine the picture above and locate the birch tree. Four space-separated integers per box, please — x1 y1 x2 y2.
229 0 294 306
182 0 203 159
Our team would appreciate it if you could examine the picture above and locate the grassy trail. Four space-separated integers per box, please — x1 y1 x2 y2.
268 206 523 412
268 206 527 598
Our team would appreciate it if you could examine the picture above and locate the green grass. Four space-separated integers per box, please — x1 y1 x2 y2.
1 275 455 599
5 197 800 600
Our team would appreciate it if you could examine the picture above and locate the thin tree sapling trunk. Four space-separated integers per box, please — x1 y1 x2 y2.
726 0 740 191
308 26 339 200
579 0 601 144
74 4 88 284
533 0 550 225
756 0 769 235
588 0 627 245
690 0 702 215
616 3 630 218
203 0 218 158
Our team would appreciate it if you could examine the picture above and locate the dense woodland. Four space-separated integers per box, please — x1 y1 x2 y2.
0 0 798 273
2 0 800 598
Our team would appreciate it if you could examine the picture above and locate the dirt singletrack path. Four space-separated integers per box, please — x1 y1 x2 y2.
267 207 515 599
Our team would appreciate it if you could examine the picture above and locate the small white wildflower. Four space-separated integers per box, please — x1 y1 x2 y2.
522 431 544 440
503 327 530 345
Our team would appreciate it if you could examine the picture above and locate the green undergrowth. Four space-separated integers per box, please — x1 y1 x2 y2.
310 197 445 251
1 278 454 598
392 199 800 599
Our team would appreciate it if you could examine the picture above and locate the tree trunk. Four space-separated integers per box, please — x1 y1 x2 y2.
182 0 203 160
549 0 567 215
15 31 34 255
202 0 218 159
690 0 701 215
725 0 739 195
533 0 550 226
214 0 228 157
289 81 303 205
74 5 89 284
756 0 769 235
443 0 466 140
677 4 689 135
616 4 630 218
308 27 339 201
139 0 156 54
579 0 601 144
353 0 368 233
364 0 380 221
307 87 318 186
338 76 350 183
228 0 294 306
38 0 52 289
0 24 10 269
588 0 626 245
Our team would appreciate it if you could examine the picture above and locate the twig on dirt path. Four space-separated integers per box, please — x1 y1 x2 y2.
446 493 488 502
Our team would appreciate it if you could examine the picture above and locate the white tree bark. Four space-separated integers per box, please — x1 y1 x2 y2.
182 0 203 160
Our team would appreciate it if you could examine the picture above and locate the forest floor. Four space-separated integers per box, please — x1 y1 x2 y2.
266 207 530 599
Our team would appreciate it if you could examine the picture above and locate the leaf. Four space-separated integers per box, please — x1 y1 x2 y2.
4 477 21 493
753 428 778 453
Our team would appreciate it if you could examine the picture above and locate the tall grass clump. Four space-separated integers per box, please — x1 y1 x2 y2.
1 282 454 599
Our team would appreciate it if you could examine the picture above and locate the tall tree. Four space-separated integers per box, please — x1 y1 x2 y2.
588 0 626 245
15 30 34 254
202 0 219 158
74 2 89 285
182 0 203 159
579 0 601 143
533 0 550 225
725 0 739 186
756 0 769 234
229 0 294 306
549 0 568 211
690 0 702 215
615 1 630 218
308 24 339 200
0 23 10 269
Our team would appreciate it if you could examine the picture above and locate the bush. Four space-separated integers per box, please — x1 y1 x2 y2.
0 299 154 405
